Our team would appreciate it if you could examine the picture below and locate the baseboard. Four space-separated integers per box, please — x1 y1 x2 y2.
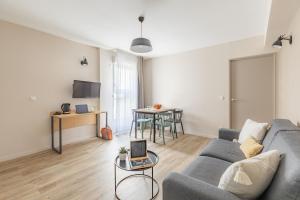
197 132 216 139
0 131 214 162
0 134 96 163
0 146 51 162
183 131 216 139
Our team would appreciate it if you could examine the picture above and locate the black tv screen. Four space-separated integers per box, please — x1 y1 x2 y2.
72 80 101 98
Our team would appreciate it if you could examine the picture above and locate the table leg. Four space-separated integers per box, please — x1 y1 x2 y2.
173 110 178 138
152 167 154 198
135 112 137 139
153 114 156 143
51 116 54 150
114 164 117 193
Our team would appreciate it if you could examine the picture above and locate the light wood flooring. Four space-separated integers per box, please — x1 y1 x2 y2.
0 131 210 200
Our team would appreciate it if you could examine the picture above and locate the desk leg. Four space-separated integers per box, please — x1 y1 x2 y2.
173 111 178 138
59 118 62 154
51 117 62 154
135 112 137 139
96 113 99 138
153 114 156 143
51 116 54 150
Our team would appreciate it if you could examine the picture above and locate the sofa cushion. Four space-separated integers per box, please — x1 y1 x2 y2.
238 119 268 144
261 131 300 200
218 150 281 199
182 156 231 186
240 138 263 158
200 139 245 163
262 119 300 152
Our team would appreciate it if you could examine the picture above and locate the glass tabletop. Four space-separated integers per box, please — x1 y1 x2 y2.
115 150 159 171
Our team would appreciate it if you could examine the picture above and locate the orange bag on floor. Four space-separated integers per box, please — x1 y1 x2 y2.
101 127 113 140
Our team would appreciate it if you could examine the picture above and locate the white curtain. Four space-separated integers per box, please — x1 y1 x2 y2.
113 51 138 134
137 56 145 108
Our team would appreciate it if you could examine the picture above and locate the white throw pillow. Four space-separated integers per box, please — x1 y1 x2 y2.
218 150 281 199
238 119 268 144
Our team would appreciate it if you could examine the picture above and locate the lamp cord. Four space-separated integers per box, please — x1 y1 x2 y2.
140 21 143 37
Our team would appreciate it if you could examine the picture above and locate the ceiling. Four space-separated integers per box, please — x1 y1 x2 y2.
0 0 272 58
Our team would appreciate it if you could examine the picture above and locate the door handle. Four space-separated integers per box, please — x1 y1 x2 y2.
231 98 240 102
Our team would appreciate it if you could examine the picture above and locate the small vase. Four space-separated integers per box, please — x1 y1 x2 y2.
119 153 127 161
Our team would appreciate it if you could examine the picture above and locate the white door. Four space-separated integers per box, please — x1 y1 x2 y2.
230 54 275 129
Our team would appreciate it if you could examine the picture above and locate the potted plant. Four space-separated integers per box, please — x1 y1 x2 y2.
119 147 128 161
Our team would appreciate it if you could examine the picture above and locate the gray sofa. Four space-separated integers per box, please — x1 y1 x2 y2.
163 119 300 200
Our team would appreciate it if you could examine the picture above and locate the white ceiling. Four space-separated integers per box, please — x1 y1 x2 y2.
0 0 271 58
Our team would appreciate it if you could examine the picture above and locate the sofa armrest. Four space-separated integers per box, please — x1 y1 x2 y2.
163 172 241 200
219 128 240 141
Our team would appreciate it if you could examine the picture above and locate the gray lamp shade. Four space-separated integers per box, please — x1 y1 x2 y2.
272 39 282 48
130 37 152 53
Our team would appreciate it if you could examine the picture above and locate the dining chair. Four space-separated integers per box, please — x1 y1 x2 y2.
152 112 174 144
129 110 153 139
166 109 184 135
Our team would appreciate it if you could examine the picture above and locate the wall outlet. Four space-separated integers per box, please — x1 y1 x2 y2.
29 96 37 101
219 96 225 101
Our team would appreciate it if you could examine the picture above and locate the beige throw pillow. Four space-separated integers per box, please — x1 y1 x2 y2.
238 119 268 144
218 150 281 199
240 138 263 158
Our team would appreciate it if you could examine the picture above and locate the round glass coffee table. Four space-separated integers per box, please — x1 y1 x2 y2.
114 150 159 200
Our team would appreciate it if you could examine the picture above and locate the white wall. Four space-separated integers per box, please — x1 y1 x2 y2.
144 36 275 138
276 7 300 125
0 20 100 161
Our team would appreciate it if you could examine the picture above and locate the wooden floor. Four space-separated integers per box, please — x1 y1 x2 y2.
0 132 210 200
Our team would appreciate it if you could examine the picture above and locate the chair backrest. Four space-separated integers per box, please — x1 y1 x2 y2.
131 109 136 120
260 119 300 200
131 109 145 120
158 112 172 124
174 109 183 121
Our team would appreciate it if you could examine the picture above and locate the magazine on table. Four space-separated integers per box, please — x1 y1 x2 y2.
129 157 154 169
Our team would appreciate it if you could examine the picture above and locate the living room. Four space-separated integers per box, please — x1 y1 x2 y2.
0 0 300 200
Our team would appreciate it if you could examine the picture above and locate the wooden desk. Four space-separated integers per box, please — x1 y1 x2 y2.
50 111 100 154
134 108 177 143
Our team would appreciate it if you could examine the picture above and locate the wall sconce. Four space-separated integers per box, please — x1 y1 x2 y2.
272 34 293 48
80 57 88 66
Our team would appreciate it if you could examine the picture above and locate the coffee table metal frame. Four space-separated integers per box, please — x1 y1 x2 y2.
114 150 159 200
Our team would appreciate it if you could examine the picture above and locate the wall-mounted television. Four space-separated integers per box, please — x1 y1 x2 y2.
72 80 101 98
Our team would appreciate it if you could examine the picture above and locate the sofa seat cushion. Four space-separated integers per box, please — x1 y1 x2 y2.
200 139 246 163
182 156 232 186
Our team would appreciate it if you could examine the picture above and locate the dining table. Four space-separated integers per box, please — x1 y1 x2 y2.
133 108 178 143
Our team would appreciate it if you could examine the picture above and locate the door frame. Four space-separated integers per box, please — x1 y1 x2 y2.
228 53 276 129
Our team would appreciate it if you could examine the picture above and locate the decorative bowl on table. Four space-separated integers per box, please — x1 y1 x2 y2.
153 104 162 109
